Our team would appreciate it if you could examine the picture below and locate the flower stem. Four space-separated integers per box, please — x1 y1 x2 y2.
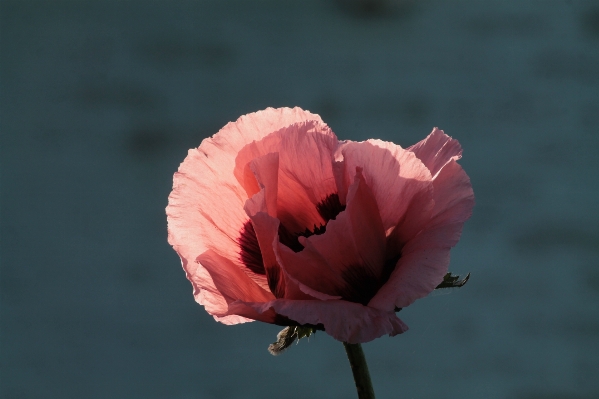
343 342 376 399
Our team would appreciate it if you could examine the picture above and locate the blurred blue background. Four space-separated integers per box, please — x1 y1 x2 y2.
1 1 598 398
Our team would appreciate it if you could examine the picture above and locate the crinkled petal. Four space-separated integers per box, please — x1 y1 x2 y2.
167 108 323 307
407 127 462 178
369 151 474 311
428 159 475 228
255 216 318 301
198 250 275 306
244 204 288 299
168 149 256 282
275 241 345 300
244 193 278 271
233 113 325 197
178 256 246 324
225 300 279 324
235 120 339 233
248 152 280 218
336 140 434 237
288 167 387 305
369 222 464 311
332 157 350 204
241 299 408 343
244 171 317 301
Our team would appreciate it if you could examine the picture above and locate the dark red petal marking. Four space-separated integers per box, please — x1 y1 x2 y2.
380 254 400 287
239 193 351 299
277 223 305 253
238 221 266 275
339 266 381 306
339 254 400 306
266 264 286 299
316 193 345 222
238 220 285 298
278 193 346 253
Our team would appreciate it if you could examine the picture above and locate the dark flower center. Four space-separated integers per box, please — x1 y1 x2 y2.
338 254 399 306
237 192 397 306
238 193 346 275
278 193 346 253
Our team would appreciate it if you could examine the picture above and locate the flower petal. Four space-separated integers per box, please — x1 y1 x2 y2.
233 111 325 197
243 162 316 302
288 167 388 305
336 140 434 235
275 241 345 300
332 157 350 205
249 152 280 218
244 201 288 299
428 159 475 228
241 299 408 343
369 222 464 311
407 127 462 178
178 256 240 324
195 250 275 323
167 108 321 305
170 107 322 255
225 300 279 324
235 120 339 233
197 250 275 305
168 148 254 281
369 157 474 311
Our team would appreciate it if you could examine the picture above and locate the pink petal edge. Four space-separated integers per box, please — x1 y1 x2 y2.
407 127 462 178
337 140 434 234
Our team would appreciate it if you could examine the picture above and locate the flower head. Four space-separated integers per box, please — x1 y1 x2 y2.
167 107 474 344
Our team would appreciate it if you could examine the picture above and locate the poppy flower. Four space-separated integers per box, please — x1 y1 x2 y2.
167 107 474 344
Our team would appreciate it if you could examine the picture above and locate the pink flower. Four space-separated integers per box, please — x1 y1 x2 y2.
167 107 474 344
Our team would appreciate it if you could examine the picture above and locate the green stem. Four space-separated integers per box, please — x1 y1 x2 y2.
343 342 376 399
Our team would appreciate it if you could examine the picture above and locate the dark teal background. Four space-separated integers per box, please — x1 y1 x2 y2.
1 1 598 398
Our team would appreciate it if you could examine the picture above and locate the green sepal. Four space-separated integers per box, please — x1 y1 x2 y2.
267 326 316 356
435 272 470 289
